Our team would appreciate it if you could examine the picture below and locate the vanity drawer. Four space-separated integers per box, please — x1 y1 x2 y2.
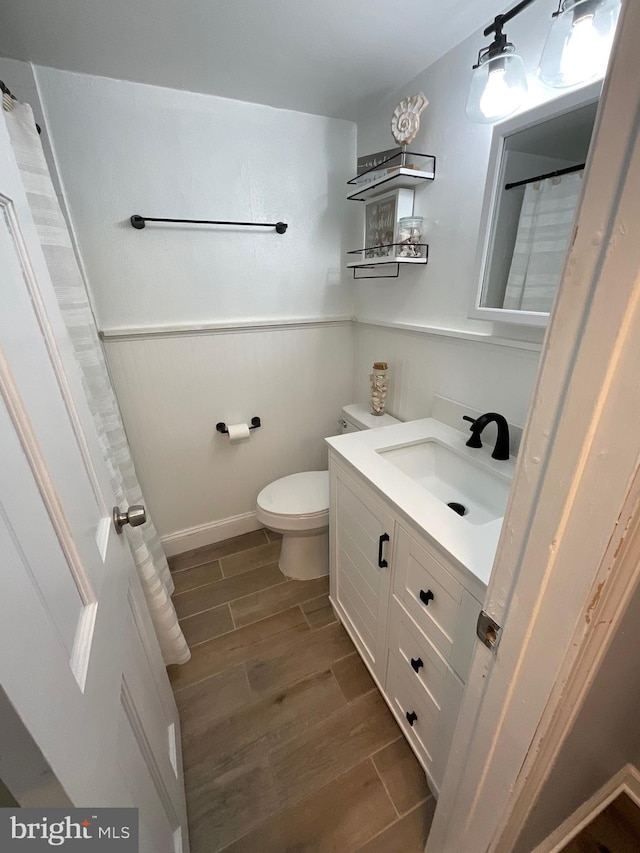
386 646 465 791
389 595 452 711
393 525 480 679
394 525 462 656
386 658 438 773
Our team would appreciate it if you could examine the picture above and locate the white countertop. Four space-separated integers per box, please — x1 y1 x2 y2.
326 418 516 590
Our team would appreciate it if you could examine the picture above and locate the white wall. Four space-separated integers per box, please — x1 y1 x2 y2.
28 67 358 549
7 6 601 549
34 67 357 331
513 577 640 851
354 0 604 430
349 0 600 431
354 0 585 335
105 323 353 552
353 324 539 430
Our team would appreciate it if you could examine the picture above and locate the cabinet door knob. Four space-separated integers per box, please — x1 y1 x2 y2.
419 589 435 606
378 533 390 568
410 657 424 673
406 710 418 727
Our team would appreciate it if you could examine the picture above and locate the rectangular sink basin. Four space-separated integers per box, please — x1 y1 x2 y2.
377 438 511 525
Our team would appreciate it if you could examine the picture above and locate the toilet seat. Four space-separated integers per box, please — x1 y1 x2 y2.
256 471 329 532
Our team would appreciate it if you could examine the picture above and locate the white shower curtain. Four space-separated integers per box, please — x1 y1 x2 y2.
5 101 190 666
503 170 583 313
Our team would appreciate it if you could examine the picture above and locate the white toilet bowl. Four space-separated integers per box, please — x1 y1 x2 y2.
256 405 401 581
256 471 329 580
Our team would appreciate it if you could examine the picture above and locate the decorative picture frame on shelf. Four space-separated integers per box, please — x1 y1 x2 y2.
363 188 415 259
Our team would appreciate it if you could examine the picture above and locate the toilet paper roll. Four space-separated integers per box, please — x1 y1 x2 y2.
227 423 251 444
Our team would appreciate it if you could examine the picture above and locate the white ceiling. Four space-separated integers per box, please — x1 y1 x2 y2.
0 0 509 120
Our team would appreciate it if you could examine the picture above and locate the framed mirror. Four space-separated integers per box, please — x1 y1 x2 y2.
470 82 601 326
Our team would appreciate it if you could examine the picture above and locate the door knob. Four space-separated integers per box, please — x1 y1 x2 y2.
406 711 418 727
113 505 146 534
410 657 424 673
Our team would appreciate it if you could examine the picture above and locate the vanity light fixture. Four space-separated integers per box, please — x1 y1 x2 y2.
539 0 621 88
465 0 532 124
467 0 620 123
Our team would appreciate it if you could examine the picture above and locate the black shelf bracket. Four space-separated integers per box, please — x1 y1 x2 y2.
347 242 429 279
348 150 436 186
352 263 401 280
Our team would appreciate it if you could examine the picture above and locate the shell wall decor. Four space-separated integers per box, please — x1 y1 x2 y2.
391 92 429 146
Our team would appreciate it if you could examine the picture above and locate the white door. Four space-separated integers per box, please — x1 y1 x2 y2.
0 110 188 852
427 1 640 850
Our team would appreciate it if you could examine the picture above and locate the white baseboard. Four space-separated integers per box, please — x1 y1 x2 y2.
160 511 261 557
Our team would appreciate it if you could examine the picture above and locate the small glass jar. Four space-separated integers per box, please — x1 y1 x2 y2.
396 216 424 258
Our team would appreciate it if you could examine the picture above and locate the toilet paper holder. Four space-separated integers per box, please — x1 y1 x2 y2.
216 416 261 435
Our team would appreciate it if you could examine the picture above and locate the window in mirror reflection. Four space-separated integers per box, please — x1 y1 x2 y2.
480 101 597 315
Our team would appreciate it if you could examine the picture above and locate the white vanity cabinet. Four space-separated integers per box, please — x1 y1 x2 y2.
386 526 483 786
329 458 395 683
328 454 486 793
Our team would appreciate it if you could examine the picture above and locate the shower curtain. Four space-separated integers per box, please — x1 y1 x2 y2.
4 100 190 666
503 170 583 313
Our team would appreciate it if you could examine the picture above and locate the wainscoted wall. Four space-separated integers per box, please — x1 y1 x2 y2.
353 322 540 430
30 67 358 551
348 0 596 471
34 67 358 331
6 56 546 555
104 322 353 554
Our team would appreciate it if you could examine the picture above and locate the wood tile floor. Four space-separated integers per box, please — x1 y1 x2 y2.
167 529 436 852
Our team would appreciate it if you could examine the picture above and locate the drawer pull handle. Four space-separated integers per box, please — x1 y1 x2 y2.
419 589 435 606
378 533 390 568
410 657 424 673
406 710 418 727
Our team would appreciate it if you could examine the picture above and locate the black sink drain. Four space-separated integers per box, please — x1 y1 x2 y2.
447 502 467 517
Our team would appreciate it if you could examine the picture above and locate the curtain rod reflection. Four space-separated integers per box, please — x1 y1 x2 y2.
505 162 585 191
1 79 43 134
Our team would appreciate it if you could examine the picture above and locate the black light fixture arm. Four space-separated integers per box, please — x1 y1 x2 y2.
474 0 538 67
484 0 537 37
475 30 510 67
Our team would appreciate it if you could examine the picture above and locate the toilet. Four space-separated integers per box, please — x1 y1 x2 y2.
256 404 400 580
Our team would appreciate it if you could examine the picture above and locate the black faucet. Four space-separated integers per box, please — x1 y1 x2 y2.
463 413 510 461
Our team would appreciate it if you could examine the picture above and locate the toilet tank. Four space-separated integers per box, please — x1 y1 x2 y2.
339 403 400 434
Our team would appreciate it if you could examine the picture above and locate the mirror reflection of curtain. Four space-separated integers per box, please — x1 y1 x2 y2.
502 171 583 313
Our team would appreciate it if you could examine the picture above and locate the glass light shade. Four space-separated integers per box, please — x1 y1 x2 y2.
539 0 621 88
466 53 528 124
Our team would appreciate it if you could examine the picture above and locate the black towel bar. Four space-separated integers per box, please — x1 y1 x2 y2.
130 215 287 233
